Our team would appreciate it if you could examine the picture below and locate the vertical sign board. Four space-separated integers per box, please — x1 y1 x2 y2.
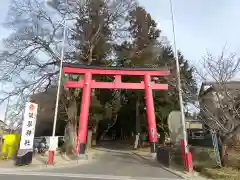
15 102 38 166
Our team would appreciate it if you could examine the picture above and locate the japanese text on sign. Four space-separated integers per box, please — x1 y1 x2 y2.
19 102 38 150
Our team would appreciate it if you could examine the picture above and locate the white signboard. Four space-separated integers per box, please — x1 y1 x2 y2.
167 111 184 144
19 102 38 150
49 136 58 151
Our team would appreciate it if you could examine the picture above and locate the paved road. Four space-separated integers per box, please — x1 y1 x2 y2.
0 144 183 180
47 150 180 178
0 174 105 180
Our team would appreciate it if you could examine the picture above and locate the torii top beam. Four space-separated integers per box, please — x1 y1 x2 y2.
63 63 170 90
63 63 170 76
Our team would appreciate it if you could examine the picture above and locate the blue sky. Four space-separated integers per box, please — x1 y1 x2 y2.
0 0 240 119
0 0 10 39
138 0 240 62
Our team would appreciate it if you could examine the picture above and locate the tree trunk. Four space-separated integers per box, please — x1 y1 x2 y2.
64 121 76 154
134 96 140 149
100 115 118 140
219 137 229 167
87 129 92 149
63 100 78 155
92 120 99 146
73 119 77 151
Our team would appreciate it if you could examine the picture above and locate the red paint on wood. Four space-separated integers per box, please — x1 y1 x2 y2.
180 139 185 163
65 80 168 90
47 151 54 165
76 72 92 154
63 66 170 76
63 64 170 155
185 152 193 172
144 74 158 143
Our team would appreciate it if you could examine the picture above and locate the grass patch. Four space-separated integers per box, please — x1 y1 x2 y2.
191 147 240 180
134 147 150 152
199 167 240 180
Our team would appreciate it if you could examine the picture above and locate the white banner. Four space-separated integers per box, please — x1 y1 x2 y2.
19 102 38 150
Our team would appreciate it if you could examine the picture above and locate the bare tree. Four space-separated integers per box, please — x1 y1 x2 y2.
197 48 240 165
0 0 66 124
158 46 240 166
163 46 240 166
0 0 136 153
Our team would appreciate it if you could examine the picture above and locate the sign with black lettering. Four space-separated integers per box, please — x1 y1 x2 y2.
19 102 38 150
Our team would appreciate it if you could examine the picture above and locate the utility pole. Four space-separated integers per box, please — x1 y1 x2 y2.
4 98 10 124
169 0 193 172
45 0 67 165
169 0 188 153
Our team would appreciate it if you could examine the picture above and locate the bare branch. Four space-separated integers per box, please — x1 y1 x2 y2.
188 48 240 143
0 0 67 124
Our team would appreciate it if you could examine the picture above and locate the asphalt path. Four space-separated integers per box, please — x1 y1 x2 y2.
0 142 183 180
0 174 105 180
42 150 181 179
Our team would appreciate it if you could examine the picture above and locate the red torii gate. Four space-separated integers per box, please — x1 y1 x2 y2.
63 63 170 154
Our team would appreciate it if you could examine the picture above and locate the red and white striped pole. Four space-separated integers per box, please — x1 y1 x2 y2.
45 0 67 165
169 0 193 172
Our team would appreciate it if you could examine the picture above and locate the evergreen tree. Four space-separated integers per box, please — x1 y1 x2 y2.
69 0 136 143
114 6 162 146
115 5 197 144
153 45 198 138
128 6 161 66
70 0 112 65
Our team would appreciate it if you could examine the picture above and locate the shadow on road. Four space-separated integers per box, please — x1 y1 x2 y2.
38 140 183 179
93 140 133 151
92 140 162 168
91 140 184 179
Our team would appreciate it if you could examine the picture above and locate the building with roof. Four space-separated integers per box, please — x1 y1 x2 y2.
198 81 240 133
